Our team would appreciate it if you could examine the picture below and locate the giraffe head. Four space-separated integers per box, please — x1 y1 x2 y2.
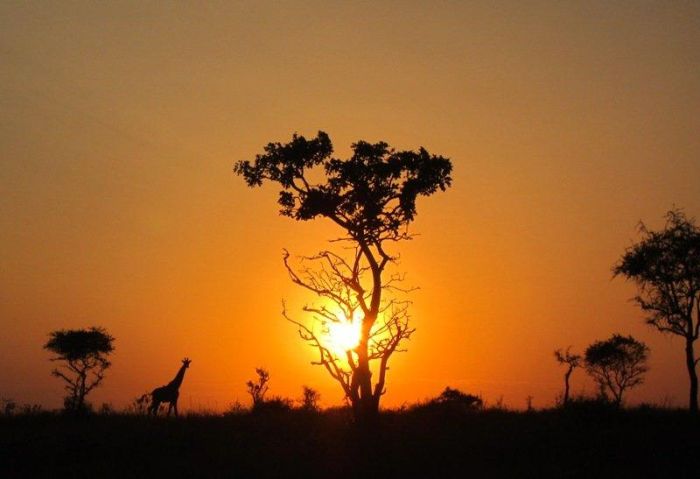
182 358 192 368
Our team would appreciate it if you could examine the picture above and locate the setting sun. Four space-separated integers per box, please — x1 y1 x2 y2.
3 2 700 475
326 319 362 356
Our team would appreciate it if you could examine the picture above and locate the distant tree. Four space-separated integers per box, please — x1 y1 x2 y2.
44 327 115 413
1 398 16 416
429 387 483 411
300 386 321 412
235 131 452 425
525 395 534 411
554 346 582 405
584 334 649 407
18 403 44 415
613 208 700 411
246 368 270 407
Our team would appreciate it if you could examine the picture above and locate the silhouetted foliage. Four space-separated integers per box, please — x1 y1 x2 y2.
554 346 582 405
149 358 191 417
253 396 294 414
246 368 270 406
584 334 649 407
44 327 115 414
525 395 534 411
1 398 16 416
412 387 483 414
223 400 247 416
433 387 483 408
98 403 115 415
234 132 452 239
244 368 293 414
488 395 508 412
614 208 700 411
300 386 321 412
126 393 151 415
234 131 452 425
558 394 618 415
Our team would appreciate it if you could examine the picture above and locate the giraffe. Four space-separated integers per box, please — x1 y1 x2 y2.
149 358 191 417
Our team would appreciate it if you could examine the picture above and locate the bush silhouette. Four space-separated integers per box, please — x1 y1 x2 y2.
412 387 483 414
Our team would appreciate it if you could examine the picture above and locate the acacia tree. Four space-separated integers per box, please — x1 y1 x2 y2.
234 131 452 423
584 334 649 407
44 327 115 412
613 209 700 411
554 346 581 405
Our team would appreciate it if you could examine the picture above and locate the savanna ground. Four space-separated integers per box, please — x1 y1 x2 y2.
1 403 698 478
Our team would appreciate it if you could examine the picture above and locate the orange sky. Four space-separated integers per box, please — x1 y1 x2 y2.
1 2 699 411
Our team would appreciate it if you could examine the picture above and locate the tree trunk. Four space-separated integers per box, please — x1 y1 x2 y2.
685 338 698 412
78 370 88 411
563 370 571 405
352 298 380 427
614 390 623 408
353 347 379 426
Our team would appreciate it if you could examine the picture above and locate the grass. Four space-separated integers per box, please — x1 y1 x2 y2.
1 406 698 478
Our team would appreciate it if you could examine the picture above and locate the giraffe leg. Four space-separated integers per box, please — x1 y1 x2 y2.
173 400 178 417
149 400 160 416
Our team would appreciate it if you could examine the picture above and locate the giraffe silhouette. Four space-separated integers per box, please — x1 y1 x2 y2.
149 358 191 417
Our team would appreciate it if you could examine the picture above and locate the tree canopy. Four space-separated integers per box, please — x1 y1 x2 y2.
584 334 648 406
235 131 452 242
45 328 115 361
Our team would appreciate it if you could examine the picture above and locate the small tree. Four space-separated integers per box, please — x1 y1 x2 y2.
412 387 483 414
300 386 321 412
584 334 649 407
432 387 483 410
44 327 115 413
614 208 700 411
246 368 270 406
554 346 581 405
235 131 452 425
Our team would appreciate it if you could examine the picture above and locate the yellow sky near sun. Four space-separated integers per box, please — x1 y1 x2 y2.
1 1 699 410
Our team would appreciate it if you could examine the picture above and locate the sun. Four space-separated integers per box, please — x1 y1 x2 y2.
326 319 362 356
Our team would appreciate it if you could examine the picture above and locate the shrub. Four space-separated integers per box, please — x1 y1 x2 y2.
411 387 483 414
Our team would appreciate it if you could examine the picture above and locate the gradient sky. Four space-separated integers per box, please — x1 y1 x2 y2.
1 1 699 411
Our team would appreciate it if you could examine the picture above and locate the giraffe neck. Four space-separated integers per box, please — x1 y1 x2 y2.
168 365 188 389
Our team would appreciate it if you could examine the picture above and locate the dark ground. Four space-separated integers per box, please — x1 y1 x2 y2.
1 406 698 478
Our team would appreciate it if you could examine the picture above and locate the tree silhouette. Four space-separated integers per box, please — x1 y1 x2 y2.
614 208 700 411
554 347 581 405
300 386 321 412
431 387 483 411
44 327 115 413
246 368 270 407
584 334 649 407
234 131 452 424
